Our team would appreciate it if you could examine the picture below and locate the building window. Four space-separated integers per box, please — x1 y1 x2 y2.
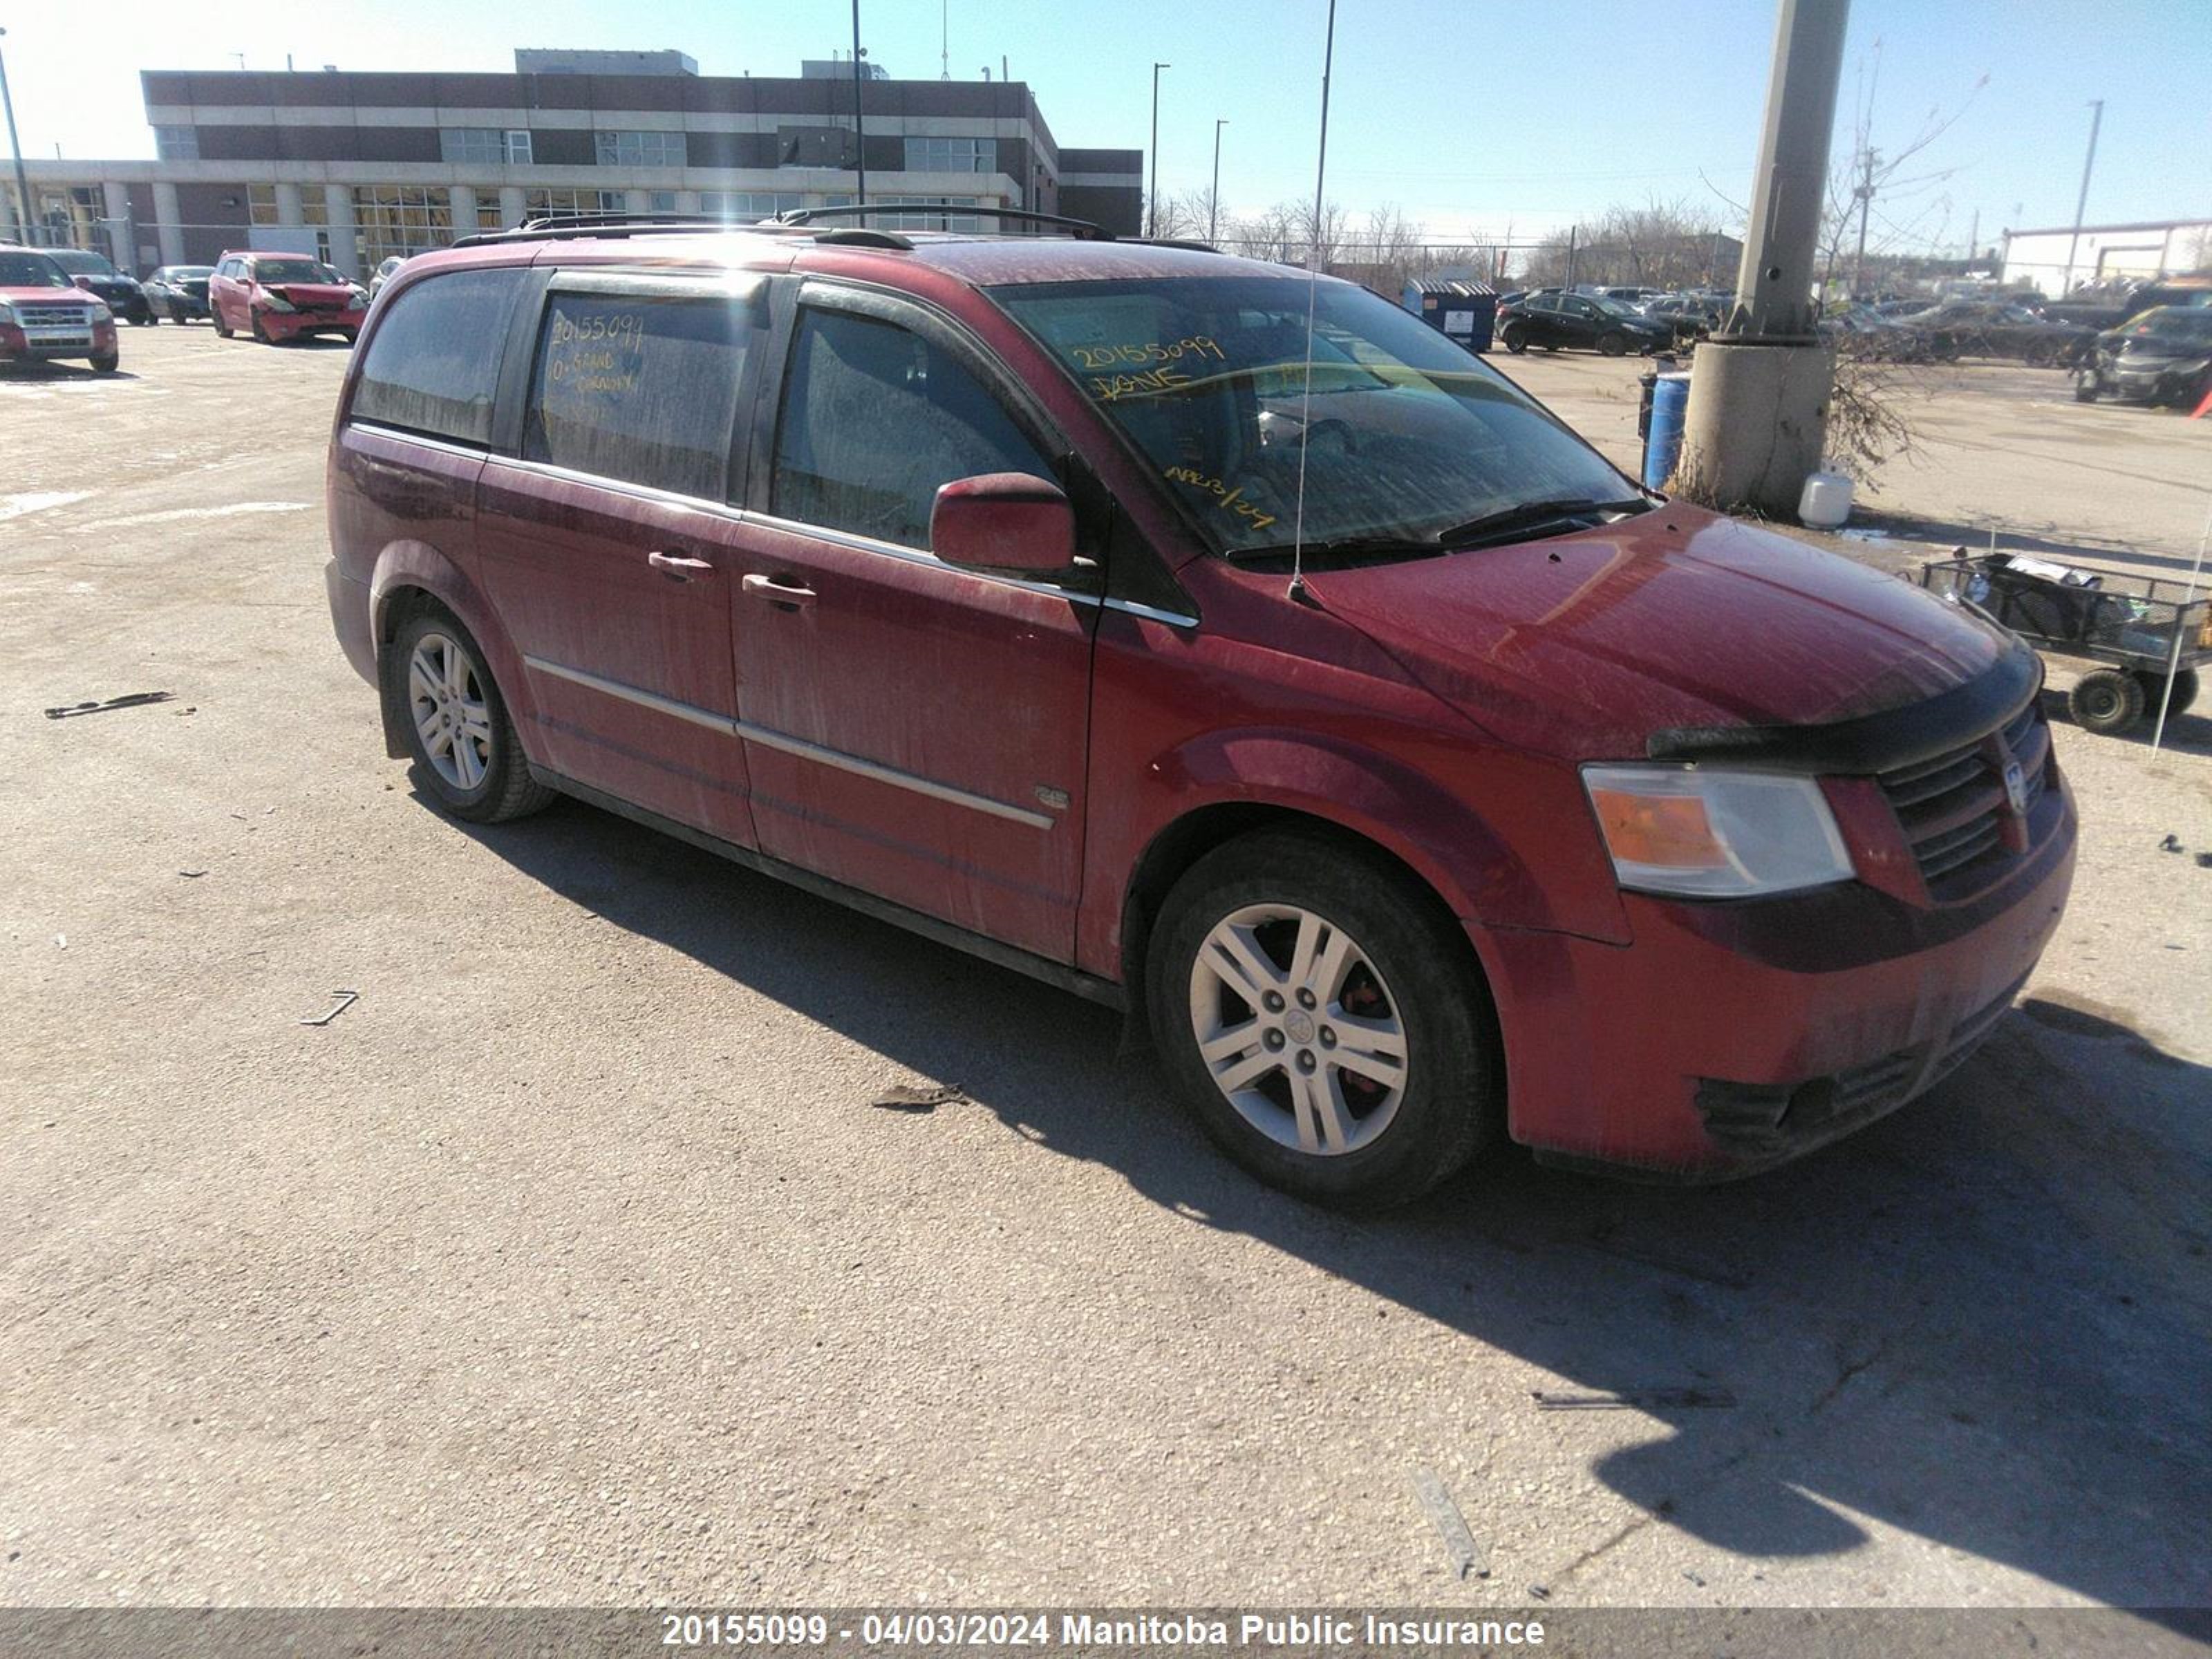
646 191 679 214
441 129 500 167
471 189 505 232
903 137 993 174
503 130 533 165
353 185 456 267
868 196 993 232
153 126 199 161
700 191 823 220
593 130 685 169
248 184 279 226
523 188 626 221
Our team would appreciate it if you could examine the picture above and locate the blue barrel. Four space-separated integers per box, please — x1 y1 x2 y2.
1642 371 1691 490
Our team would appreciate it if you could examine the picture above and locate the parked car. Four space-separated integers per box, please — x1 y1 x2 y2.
2075 306 2212 407
1892 299 2094 366
1592 285 1663 307
1496 290 1674 355
368 255 406 301
0 245 120 372
142 264 214 323
1642 292 1727 342
326 222 2076 1204
44 245 152 325
208 251 368 344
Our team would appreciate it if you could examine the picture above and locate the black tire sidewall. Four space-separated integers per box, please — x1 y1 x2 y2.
387 610 527 820
2070 671 2143 734
1502 326 1526 354
1145 832 1500 1207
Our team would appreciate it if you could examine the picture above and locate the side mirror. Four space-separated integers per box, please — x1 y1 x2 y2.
930 473 1076 577
71 275 95 291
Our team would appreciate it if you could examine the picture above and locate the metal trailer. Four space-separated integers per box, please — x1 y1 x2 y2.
1916 553 2209 734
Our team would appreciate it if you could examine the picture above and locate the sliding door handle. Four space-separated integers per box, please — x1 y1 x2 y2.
648 550 715 581
742 573 818 610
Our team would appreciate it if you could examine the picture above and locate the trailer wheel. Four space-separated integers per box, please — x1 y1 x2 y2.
2135 668 2198 718
2069 670 2144 735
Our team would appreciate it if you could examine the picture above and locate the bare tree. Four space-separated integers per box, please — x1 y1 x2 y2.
1817 44 1989 297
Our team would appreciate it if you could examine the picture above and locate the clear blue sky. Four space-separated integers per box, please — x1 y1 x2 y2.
6 0 2205 247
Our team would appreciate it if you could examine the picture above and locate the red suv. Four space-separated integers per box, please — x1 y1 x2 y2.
324 217 2076 1205
0 244 120 372
209 250 367 344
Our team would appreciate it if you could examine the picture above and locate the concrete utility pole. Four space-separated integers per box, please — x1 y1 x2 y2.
2060 100 2103 299
1677 0 1850 516
1147 62 1170 237
0 29 37 246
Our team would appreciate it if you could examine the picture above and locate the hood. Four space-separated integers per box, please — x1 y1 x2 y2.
73 273 139 294
0 283 101 306
1302 507 2009 761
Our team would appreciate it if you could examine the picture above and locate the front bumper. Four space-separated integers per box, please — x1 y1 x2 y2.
1478 770 2077 1180
0 318 118 363
256 304 366 341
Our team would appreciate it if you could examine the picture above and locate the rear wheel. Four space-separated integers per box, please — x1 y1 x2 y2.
1501 324 1528 355
2069 669 2144 735
385 610 554 823
1597 331 1629 357
1145 827 1501 1208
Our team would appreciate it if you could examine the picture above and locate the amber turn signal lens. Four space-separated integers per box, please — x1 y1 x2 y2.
1588 787 1727 870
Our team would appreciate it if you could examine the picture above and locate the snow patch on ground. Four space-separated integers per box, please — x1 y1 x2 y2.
0 491 92 522
88 501 312 529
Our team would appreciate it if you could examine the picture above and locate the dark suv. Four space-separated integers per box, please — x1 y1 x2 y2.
1497 290 1674 355
46 246 152 325
324 216 2074 1204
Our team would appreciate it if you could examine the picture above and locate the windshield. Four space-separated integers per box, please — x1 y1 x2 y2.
0 252 74 288
256 259 342 284
994 274 1635 557
1591 296 1641 317
46 249 118 276
2136 309 2212 342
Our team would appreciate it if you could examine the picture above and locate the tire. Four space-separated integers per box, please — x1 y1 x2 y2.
129 312 151 327
251 310 274 345
2073 380 2098 403
212 300 233 338
91 353 119 375
1501 324 1527 355
2136 668 2199 718
1597 331 1628 357
1145 827 1501 1208
2068 669 2144 735
385 609 555 823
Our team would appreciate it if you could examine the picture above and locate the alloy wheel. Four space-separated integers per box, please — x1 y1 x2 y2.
406 630 494 792
1187 902 1409 1156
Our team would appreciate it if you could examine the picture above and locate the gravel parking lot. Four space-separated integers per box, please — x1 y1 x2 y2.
4 326 2209 1620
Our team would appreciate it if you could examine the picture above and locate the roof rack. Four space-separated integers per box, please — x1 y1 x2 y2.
775 204 1112 240
1121 236 1224 255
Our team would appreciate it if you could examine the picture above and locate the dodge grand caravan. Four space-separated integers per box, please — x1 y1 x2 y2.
324 214 2076 1206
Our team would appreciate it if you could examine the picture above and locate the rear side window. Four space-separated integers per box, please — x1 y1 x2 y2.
771 308 1056 552
522 288 756 500
351 267 527 447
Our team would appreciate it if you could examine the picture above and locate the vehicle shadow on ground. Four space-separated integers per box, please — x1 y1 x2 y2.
453 790 2212 1609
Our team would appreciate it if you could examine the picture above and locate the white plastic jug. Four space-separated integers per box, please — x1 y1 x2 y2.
1799 469 1853 529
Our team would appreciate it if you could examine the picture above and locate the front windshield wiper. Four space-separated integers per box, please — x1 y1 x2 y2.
1428 496 1653 549
1221 532 1436 565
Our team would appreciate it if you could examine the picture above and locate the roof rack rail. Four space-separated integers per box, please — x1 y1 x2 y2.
775 204 1112 240
1121 236 1223 254
450 211 787 250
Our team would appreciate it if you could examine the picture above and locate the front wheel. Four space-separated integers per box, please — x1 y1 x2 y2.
385 610 555 823
1597 331 1629 357
251 310 274 344
1145 828 1501 1208
2069 669 2144 735
90 352 119 374
212 301 233 338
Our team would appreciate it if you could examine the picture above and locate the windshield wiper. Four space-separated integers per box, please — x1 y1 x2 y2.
1428 496 1653 549
1221 532 1436 565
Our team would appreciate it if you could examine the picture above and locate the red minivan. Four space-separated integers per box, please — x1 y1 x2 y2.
324 217 2076 1205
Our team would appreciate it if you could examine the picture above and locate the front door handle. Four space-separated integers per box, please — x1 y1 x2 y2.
742 573 818 611
648 550 715 581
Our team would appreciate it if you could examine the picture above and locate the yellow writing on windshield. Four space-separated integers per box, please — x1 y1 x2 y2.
1070 335 1225 371
1164 466 1275 534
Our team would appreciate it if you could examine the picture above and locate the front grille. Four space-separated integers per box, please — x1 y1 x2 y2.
17 303 95 329
1877 698 2050 901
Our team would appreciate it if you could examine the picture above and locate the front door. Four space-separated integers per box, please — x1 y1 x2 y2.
727 284 1098 963
476 272 769 848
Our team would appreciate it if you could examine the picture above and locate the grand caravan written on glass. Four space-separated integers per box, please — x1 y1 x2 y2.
523 285 762 501
992 275 1631 556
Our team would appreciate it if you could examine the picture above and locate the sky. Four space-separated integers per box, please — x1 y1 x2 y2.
4 0 2206 250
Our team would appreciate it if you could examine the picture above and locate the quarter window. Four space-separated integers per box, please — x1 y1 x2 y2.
523 288 760 500
771 308 1056 553
350 268 528 446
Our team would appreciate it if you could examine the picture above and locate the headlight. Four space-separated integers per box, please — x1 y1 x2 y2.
1582 765 1853 899
259 290 297 313
87 301 113 324
347 286 368 307
0 299 16 326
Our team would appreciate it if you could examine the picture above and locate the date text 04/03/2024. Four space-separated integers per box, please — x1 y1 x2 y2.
660 1612 1547 1647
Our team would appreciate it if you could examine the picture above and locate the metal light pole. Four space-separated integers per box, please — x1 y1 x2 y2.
2060 99 2103 299
1147 62 1170 237
0 28 37 245
1208 118 1227 243
851 1 868 209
